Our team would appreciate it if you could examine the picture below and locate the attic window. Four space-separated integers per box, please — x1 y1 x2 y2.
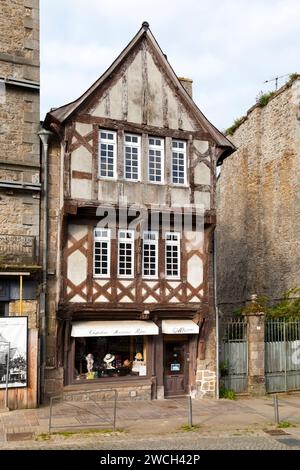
99 129 117 179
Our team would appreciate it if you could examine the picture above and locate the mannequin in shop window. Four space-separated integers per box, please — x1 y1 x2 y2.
85 353 94 373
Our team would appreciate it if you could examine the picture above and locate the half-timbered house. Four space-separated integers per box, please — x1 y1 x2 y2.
42 23 234 400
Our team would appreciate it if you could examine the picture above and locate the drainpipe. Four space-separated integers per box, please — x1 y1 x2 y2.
38 129 53 403
213 230 219 399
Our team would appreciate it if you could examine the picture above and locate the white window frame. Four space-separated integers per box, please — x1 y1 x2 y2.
165 232 181 280
93 228 111 278
148 137 164 184
99 129 117 179
118 229 135 278
124 133 141 181
142 231 159 279
172 139 187 185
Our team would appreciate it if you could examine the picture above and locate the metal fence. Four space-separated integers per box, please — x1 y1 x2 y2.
49 388 118 434
220 318 248 393
265 319 300 393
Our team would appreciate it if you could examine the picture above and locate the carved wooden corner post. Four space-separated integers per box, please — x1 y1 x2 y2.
245 294 266 396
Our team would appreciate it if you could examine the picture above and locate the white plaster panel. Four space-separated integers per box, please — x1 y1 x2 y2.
144 296 157 303
166 87 178 129
185 230 204 253
67 250 87 285
181 109 196 131
127 51 143 124
194 191 211 210
91 97 106 117
69 224 88 241
95 295 109 303
75 122 93 136
142 184 167 205
123 183 143 204
71 178 92 200
187 255 203 287
194 162 211 185
71 147 93 173
98 180 118 203
169 297 180 303
70 294 85 303
146 51 163 127
109 78 123 120
166 281 181 288
194 140 209 154
119 280 133 288
94 279 109 287
119 296 133 303
144 281 157 288
170 187 190 206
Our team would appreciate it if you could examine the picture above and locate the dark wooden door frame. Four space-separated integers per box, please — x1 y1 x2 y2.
163 335 189 397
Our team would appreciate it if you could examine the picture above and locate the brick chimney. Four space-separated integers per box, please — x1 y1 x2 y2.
178 77 193 98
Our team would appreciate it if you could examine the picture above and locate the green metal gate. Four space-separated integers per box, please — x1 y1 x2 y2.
220 318 248 393
265 319 300 392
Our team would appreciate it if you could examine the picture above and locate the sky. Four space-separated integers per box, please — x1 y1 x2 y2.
40 0 300 131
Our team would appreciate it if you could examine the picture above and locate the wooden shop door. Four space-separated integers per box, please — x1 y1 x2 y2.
164 338 189 397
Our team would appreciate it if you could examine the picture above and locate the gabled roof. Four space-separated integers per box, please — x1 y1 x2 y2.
45 22 235 162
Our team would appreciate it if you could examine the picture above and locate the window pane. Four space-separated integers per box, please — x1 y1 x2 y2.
143 233 157 277
99 131 116 178
165 233 180 278
172 142 186 184
148 138 163 183
118 231 134 276
124 138 139 180
94 236 110 276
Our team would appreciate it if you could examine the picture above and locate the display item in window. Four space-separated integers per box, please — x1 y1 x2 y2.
132 352 146 375
85 353 94 373
103 353 115 369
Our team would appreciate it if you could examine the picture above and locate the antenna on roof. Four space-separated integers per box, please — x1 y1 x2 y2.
264 73 290 91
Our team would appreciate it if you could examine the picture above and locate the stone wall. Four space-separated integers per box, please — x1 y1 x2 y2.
9 299 38 328
196 324 216 398
44 138 62 371
0 0 40 409
217 79 300 314
64 383 152 402
0 0 40 239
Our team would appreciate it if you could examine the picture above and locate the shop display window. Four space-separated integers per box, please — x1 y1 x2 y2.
74 336 147 381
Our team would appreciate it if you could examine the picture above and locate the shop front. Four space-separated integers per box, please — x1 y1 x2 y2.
65 318 200 400
70 320 158 384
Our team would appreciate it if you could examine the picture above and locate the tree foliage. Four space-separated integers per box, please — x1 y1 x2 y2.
236 288 300 319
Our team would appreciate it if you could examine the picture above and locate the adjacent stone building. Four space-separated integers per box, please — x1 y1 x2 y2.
217 76 300 315
42 23 234 401
0 0 40 408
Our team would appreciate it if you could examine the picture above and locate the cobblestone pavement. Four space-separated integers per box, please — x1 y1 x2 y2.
1 393 300 450
0 431 299 450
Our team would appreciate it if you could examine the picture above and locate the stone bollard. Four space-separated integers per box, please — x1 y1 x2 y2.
245 309 266 396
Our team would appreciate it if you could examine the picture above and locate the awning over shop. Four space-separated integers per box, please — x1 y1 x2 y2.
162 320 199 335
71 320 159 337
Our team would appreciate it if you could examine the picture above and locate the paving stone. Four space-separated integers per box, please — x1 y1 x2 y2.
6 432 34 441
